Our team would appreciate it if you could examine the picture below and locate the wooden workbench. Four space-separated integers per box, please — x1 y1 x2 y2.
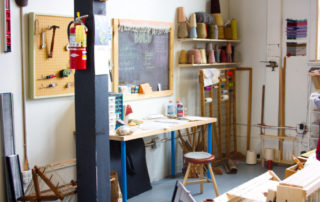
110 116 217 202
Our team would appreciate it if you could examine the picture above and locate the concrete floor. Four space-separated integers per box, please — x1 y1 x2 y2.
128 161 287 202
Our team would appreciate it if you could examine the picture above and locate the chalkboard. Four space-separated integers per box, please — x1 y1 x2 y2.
113 19 174 101
119 31 169 90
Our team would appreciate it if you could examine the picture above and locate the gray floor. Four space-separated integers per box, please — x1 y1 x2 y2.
128 160 287 202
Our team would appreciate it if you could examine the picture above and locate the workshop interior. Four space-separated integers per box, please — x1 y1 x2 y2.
1 0 320 201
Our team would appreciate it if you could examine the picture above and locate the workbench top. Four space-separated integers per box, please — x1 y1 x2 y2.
109 116 217 141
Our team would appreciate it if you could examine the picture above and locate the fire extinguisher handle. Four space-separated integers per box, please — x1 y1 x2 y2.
67 21 74 42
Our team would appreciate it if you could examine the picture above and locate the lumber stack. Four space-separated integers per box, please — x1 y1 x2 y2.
213 171 280 202
275 164 320 202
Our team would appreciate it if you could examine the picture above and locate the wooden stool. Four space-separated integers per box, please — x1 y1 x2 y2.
183 152 220 196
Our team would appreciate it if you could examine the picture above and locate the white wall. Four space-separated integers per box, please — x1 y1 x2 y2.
108 0 229 181
0 0 229 199
230 0 317 158
0 0 74 200
2 0 315 199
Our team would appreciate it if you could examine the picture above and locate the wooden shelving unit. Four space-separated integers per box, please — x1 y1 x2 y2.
177 62 240 68
177 38 240 43
309 72 320 91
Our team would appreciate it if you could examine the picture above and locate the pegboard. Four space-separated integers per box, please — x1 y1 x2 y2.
28 13 75 99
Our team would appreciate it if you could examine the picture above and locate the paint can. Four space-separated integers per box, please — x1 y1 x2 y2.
246 150 257 164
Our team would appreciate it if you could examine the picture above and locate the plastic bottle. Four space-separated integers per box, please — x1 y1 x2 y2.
176 100 184 118
166 100 175 117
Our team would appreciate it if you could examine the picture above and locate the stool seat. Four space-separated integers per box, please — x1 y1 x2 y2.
184 152 215 164
182 152 219 196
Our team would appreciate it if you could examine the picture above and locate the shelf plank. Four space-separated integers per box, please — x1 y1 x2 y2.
177 62 240 68
260 134 296 141
178 38 240 43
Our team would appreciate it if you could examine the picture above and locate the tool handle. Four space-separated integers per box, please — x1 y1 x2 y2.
48 29 56 58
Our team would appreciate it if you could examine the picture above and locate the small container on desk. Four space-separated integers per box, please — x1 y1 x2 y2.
109 93 123 129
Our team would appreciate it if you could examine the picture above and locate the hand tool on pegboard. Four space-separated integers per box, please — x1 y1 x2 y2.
48 25 60 58
15 0 29 171
3 0 11 52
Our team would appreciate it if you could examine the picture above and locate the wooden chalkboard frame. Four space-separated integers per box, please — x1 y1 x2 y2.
112 18 174 101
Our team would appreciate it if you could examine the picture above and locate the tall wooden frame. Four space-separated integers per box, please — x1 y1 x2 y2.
112 18 174 101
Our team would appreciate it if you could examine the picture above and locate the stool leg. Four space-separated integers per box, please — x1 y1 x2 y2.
183 163 192 185
207 163 220 196
200 164 204 193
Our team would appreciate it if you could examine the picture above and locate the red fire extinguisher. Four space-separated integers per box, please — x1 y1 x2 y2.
67 13 88 70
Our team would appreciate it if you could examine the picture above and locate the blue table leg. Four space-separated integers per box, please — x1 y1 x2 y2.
171 131 175 177
121 141 127 202
207 123 213 179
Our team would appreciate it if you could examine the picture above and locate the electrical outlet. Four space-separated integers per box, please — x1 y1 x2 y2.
151 138 159 149
297 123 307 135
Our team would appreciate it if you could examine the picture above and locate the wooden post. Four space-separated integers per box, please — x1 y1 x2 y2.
217 77 223 158
235 67 252 151
199 70 205 117
247 68 252 151
279 57 286 160
232 70 237 153
260 85 265 161
225 70 231 157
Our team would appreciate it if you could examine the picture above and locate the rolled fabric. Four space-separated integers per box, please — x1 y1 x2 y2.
221 94 229 101
206 43 213 55
200 49 207 64
220 49 227 62
177 7 187 23
264 148 274 161
190 13 197 28
189 27 197 38
213 13 224 26
208 25 215 39
179 50 188 64
208 50 216 63
224 27 233 39
195 12 215 25
211 0 221 14
218 26 224 39
214 25 218 39
197 23 207 39
178 22 189 38
205 97 213 103
231 18 238 40
188 49 201 64
246 150 257 164
215 46 220 63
